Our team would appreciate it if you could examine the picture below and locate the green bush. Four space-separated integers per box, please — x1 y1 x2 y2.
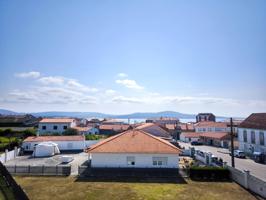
85 134 99 140
63 128 78 135
23 128 37 137
189 166 230 181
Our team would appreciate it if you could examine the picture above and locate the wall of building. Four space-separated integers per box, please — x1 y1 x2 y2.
90 153 179 168
238 128 266 153
179 135 199 143
22 140 85 151
195 127 228 133
38 122 76 134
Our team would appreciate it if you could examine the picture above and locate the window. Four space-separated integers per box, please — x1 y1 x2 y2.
63 126 68 130
251 131 255 144
152 157 168 166
202 128 206 132
53 125 58 130
42 126 46 130
127 156 135 166
243 130 247 142
260 132 265 146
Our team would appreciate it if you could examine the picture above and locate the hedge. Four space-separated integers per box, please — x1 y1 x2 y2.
189 166 230 181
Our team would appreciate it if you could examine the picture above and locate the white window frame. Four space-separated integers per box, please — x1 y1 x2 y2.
152 157 168 166
127 156 135 166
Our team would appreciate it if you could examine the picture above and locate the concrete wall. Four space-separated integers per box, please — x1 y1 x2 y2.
90 153 179 168
0 148 20 163
38 121 76 134
238 128 266 153
227 166 266 198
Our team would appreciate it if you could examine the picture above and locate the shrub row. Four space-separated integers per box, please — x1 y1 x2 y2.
190 166 230 181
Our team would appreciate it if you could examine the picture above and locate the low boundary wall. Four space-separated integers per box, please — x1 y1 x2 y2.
227 165 266 198
5 165 71 176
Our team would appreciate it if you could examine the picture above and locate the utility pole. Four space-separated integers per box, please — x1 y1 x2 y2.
230 117 235 167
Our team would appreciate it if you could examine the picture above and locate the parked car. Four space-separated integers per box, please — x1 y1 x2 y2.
191 141 203 146
230 150 246 158
253 152 265 163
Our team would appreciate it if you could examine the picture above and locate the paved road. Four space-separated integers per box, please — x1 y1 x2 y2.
178 141 266 181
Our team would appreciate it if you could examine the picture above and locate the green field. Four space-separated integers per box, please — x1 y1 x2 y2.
15 176 256 200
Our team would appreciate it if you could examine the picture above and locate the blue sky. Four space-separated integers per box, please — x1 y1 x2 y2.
0 0 265 117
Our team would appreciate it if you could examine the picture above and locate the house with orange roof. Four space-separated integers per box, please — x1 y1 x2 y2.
38 118 77 134
194 121 228 133
86 129 181 168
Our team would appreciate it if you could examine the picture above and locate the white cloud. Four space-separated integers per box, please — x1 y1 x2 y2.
116 79 144 90
117 73 128 78
15 71 41 79
38 76 98 92
38 76 65 85
105 89 116 95
111 96 142 104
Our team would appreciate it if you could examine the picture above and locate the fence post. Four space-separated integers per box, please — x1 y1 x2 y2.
56 165 58 175
244 170 250 189
14 147 17 158
4 149 8 162
28 165 30 174
42 165 44 175
223 162 227 168
15 165 16 174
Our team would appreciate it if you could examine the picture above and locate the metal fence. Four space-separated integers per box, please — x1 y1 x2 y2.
0 161 29 200
5 165 71 176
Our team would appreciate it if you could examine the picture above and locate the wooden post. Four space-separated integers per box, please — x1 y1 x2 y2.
230 118 235 168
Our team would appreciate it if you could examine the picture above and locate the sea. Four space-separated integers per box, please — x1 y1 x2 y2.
118 118 227 124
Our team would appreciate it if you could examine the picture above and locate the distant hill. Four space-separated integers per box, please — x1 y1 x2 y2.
0 109 19 115
0 108 228 119
0 109 195 119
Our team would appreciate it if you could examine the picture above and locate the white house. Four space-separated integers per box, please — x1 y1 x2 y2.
195 121 228 133
22 135 85 151
180 132 201 143
238 113 266 154
86 129 181 168
38 118 76 134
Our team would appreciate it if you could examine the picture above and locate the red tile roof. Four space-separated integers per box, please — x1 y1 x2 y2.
194 121 227 128
179 123 195 131
136 123 171 138
199 132 229 140
87 129 181 154
24 135 85 142
239 113 266 130
99 124 130 131
39 118 75 123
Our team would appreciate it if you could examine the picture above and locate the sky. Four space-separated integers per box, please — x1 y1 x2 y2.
0 0 266 117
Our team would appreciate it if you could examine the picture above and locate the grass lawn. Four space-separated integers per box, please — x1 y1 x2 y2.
14 176 257 200
0 176 16 200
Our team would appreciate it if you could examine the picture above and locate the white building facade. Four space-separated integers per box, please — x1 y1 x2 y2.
238 128 266 154
38 118 76 134
90 153 179 168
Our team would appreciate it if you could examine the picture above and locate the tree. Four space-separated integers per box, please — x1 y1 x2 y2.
23 128 37 137
63 128 78 135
